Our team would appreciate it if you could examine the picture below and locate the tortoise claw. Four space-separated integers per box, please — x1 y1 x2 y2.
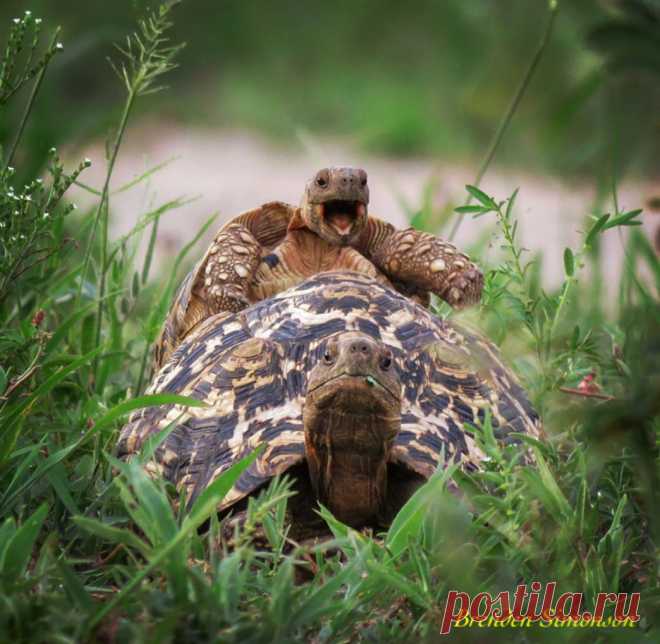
442 267 483 308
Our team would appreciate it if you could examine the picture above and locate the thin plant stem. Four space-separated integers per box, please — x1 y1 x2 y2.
75 1 181 383
135 340 151 396
135 214 160 394
141 209 160 285
84 91 136 378
449 2 558 241
3 29 60 173
611 147 620 217
547 241 586 356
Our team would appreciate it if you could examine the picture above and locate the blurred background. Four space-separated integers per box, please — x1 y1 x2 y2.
1 0 659 284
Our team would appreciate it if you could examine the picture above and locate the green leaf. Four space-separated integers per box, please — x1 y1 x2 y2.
469 410 502 463
386 463 458 558
114 156 180 195
73 516 151 556
91 393 206 434
570 324 580 350
1 348 102 455
530 448 571 521
0 367 6 396
46 461 81 517
454 205 486 215
0 442 81 514
365 559 431 610
1 443 43 504
316 503 351 541
45 300 97 353
88 448 259 632
186 446 262 527
131 271 140 298
108 457 178 547
0 503 48 580
80 313 96 356
508 432 552 458
290 559 359 629
269 559 295 626
604 208 643 229
56 559 94 611
563 247 575 277
142 209 160 285
20 348 101 407
0 518 17 563
465 184 496 210
138 414 183 463
585 213 610 246
505 188 519 221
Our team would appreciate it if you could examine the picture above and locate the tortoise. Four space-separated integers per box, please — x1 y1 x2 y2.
153 167 483 369
120 271 540 536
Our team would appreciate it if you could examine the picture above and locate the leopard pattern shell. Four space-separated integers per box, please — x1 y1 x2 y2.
117 271 541 511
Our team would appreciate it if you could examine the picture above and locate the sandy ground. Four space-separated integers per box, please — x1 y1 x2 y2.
71 124 659 289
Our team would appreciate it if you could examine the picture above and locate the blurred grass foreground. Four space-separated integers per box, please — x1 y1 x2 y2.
0 1 659 642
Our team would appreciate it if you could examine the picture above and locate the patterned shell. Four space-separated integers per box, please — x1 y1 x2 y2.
118 271 541 511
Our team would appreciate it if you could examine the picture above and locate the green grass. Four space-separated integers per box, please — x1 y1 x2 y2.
0 5 658 643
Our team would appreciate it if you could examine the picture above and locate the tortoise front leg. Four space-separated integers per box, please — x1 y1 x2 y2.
362 220 483 308
152 222 262 370
197 222 263 312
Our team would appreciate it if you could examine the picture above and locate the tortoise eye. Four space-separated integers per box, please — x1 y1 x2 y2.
323 350 335 365
316 176 328 188
379 352 392 371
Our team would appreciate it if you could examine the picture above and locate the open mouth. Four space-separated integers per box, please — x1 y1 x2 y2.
321 200 365 236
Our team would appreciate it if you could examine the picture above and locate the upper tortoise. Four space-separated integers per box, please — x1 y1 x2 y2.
120 272 540 535
154 167 483 369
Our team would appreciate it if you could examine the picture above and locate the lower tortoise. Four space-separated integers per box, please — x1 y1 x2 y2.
119 271 540 536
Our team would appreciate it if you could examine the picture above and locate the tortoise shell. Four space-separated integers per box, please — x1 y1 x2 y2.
119 271 540 513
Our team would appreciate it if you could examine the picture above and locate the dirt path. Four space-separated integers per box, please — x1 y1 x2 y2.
73 124 658 288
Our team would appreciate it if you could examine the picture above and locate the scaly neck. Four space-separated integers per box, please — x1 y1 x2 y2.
304 401 400 527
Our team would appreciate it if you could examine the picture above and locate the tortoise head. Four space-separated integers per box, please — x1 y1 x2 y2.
303 331 401 526
298 167 369 246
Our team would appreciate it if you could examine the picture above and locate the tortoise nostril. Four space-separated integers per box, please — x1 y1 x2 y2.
349 341 371 355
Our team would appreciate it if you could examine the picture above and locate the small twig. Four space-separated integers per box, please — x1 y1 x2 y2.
382 596 409 622
559 387 615 401
3 29 61 173
0 343 44 401
449 1 558 241
285 536 320 576
11 242 72 281
92 544 124 568
74 179 102 196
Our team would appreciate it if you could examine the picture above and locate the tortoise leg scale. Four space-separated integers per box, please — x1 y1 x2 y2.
371 226 483 308
197 222 263 313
